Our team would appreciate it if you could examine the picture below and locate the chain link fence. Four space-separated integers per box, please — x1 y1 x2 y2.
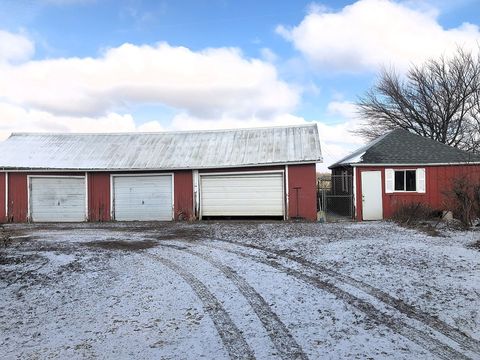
317 174 354 220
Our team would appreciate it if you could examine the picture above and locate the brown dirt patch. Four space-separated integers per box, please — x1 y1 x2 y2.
155 227 208 241
0 253 43 266
85 239 159 251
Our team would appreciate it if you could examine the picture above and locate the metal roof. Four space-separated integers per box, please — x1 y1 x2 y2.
0 124 322 171
330 128 480 168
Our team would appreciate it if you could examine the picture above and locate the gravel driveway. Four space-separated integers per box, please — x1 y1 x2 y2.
1 221 479 359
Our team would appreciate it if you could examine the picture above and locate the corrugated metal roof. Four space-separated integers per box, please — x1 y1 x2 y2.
0 124 322 170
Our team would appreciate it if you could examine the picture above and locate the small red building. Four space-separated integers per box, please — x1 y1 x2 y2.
0 124 322 223
329 129 480 220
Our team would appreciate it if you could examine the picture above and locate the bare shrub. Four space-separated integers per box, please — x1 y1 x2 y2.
445 177 480 227
392 202 437 225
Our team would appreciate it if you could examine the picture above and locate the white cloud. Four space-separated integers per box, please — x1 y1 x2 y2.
316 101 365 171
277 0 480 72
0 31 306 153
260 48 278 63
0 30 34 64
0 42 299 118
170 112 307 132
0 101 164 140
0 30 366 171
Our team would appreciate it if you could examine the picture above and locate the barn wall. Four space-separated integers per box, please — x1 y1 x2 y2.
3 165 319 222
8 172 86 223
8 173 28 223
174 170 194 220
88 172 110 222
288 164 317 221
0 173 5 223
355 164 480 220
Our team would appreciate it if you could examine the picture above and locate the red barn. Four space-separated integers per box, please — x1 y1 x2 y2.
329 129 480 220
0 124 322 223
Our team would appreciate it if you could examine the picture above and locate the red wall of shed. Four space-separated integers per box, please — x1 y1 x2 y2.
8 173 28 223
88 173 110 222
355 165 480 220
174 170 193 220
0 173 5 223
288 164 317 221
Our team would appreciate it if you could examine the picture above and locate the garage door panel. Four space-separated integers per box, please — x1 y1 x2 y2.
30 177 86 222
113 175 172 221
201 173 284 217
200 190 282 198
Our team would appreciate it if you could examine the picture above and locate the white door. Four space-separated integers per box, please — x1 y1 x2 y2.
30 177 86 222
200 173 284 217
361 171 383 220
113 175 172 221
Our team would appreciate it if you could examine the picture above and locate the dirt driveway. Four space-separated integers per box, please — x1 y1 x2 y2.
1 221 479 359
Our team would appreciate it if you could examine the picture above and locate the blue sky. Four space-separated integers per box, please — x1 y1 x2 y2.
0 0 479 169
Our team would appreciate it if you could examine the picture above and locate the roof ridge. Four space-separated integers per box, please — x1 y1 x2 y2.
9 123 317 137
387 128 476 155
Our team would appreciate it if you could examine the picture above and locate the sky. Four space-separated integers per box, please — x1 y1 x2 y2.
0 0 479 170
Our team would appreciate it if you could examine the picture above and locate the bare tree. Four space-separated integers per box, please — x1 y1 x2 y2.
357 48 480 152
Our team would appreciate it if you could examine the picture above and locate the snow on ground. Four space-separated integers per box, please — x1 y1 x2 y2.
0 221 479 359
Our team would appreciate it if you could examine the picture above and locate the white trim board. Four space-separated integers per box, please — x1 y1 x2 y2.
4 172 8 220
285 165 289 220
352 162 480 167
0 161 319 172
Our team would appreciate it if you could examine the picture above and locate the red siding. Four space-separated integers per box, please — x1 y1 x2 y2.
88 173 110 222
174 171 194 220
3 166 320 222
355 164 480 220
8 173 28 223
288 164 317 221
0 173 5 223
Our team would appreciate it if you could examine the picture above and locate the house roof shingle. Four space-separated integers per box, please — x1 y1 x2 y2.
330 128 480 168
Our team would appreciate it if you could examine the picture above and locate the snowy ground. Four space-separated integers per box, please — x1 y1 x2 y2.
0 221 479 359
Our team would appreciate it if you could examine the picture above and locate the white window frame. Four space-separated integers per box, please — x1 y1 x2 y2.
385 168 426 194
393 169 417 192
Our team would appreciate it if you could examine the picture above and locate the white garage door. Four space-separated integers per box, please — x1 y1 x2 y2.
113 175 173 221
200 172 284 217
30 176 86 222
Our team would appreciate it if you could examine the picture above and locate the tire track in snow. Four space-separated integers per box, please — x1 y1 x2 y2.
198 242 472 360
146 253 255 360
209 238 480 356
160 243 309 360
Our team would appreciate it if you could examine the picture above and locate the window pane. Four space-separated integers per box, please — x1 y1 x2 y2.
406 170 416 191
394 171 405 191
